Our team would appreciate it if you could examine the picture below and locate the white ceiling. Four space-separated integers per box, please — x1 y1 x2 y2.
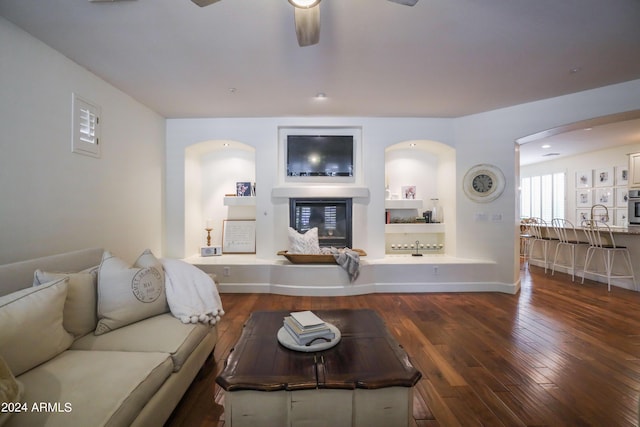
1 0 640 119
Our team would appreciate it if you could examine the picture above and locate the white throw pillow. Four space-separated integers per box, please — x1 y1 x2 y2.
33 269 98 338
0 278 73 376
95 250 167 335
288 227 321 254
0 355 23 427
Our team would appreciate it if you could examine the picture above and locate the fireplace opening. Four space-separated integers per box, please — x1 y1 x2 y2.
289 198 352 248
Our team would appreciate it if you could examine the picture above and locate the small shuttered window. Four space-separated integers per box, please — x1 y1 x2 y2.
72 94 101 158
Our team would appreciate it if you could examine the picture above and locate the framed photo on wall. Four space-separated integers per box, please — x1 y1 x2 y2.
615 209 628 227
576 209 590 225
401 185 416 199
595 187 614 207
616 187 629 208
595 167 614 187
576 189 592 207
615 165 629 186
575 170 592 188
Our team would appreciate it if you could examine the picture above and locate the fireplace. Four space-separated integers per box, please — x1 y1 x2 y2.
289 198 353 248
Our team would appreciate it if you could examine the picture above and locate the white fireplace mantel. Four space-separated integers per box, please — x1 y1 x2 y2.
271 185 370 200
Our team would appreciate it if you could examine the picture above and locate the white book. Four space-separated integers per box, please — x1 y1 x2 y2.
289 310 325 329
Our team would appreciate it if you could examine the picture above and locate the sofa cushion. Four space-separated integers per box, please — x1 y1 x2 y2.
7 350 172 427
288 226 320 254
33 270 98 338
0 278 74 376
0 355 24 427
72 313 212 372
95 250 168 335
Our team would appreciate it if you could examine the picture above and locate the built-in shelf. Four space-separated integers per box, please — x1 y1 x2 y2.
224 196 256 206
384 199 423 209
385 223 445 233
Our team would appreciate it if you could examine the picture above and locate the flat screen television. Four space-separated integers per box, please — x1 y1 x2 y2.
286 135 354 177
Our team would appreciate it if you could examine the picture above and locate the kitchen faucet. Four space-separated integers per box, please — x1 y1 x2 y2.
590 204 609 222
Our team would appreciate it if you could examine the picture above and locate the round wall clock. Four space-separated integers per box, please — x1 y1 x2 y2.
463 164 506 203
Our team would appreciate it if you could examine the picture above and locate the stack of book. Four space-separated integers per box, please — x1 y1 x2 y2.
283 310 335 346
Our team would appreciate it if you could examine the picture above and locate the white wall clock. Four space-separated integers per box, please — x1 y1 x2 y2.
463 164 506 203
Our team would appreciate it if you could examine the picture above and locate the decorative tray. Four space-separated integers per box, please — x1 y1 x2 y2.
277 249 367 264
277 323 341 352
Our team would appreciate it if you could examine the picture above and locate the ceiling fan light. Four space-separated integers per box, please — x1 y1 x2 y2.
288 0 321 9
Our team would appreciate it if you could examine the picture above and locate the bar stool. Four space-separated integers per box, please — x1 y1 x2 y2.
528 218 557 273
520 218 535 266
581 219 636 291
551 218 587 281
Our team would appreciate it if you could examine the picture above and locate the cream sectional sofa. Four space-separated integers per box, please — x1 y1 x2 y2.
0 248 218 427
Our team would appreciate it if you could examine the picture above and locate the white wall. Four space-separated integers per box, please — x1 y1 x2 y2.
0 17 166 264
166 80 640 290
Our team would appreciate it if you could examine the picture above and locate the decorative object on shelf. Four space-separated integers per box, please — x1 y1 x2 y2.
385 185 391 200
200 246 222 257
222 219 256 254
277 248 366 264
462 164 506 203
389 240 443 254
236 182 252 197
401 185 416 199
430 198 441 223
205 219 213 246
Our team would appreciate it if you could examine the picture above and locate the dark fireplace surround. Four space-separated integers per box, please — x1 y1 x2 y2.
289 198 353 248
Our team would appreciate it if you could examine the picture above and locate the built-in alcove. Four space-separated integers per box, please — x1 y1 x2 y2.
184 140 256 254
384 140 456 256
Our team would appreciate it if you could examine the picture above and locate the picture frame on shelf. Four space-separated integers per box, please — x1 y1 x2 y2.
401 185 416 199
575 170 592 188
222 219 256 254
236 182 252 197
576 189 592 207
616 187 629 208
615 165 629 186
595 167 614 187
595 187 614 207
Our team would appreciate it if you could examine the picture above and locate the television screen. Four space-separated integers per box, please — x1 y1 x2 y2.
287 135 353 177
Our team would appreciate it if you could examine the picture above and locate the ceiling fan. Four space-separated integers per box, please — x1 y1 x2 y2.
190 0 419 47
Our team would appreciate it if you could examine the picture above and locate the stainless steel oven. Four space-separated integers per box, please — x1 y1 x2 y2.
628 190 640 225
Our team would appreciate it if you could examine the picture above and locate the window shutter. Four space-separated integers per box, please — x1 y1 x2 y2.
72 94 101 158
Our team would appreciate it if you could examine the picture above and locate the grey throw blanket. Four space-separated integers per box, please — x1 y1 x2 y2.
321 247 360 282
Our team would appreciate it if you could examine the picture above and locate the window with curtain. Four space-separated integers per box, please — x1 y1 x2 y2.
521 172 565 222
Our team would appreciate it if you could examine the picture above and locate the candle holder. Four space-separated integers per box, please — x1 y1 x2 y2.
205 227 213 247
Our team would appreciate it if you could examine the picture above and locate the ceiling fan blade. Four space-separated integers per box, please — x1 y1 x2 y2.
387 0 419 5
191 0 221 7
294 5 320 47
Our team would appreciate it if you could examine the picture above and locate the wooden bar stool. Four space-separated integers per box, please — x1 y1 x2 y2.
581 219 636 291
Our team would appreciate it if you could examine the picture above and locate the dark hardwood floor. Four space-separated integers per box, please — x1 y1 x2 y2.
165 265 640 426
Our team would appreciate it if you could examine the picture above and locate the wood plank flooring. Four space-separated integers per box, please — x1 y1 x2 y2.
165 265 640 426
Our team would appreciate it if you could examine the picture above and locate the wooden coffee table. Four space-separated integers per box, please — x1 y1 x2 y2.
216 309 422 427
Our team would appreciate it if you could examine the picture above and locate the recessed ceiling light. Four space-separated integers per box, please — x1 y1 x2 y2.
409 143 417 147
315 92 326 99
569 67 582 74
541 144 551 149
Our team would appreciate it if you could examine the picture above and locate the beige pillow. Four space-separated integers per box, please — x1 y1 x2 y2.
33 270 97 338
95 250 167 335
0 355 23 427
288 227 321 254
0 278 73 376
